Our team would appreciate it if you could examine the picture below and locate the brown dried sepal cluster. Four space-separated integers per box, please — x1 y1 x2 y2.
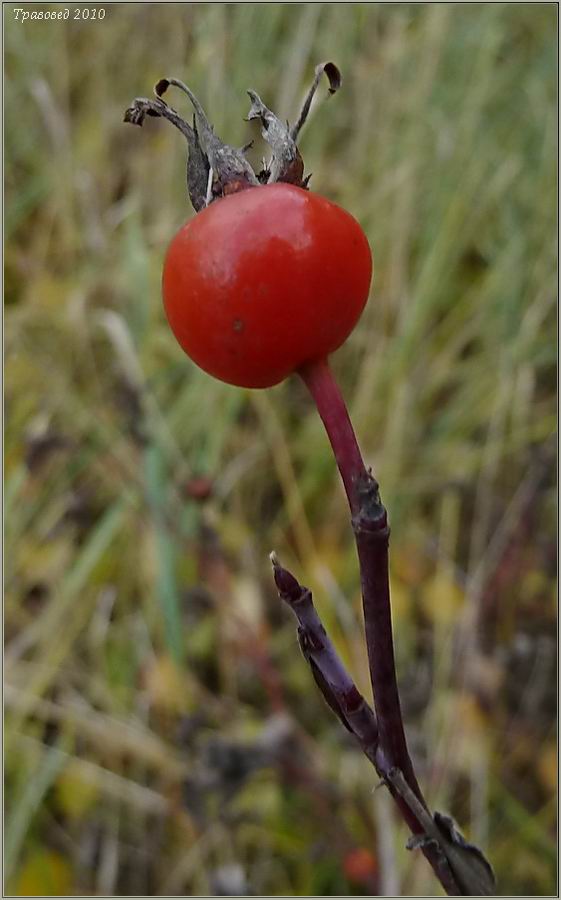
124 62 341 211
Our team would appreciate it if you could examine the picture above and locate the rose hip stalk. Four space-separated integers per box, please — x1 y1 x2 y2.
125 64 495 897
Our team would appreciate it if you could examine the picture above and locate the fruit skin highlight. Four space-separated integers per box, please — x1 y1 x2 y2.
162 182 372 389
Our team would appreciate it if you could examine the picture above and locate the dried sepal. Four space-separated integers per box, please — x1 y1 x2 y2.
187 117 211 212
124 95 209 210
290 61 342 142
245 60 341 188
123 96 194 140
124 61 342 210
246 90 305 187
156 77 259 200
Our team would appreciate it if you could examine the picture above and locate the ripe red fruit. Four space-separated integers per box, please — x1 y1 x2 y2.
162 183 372 388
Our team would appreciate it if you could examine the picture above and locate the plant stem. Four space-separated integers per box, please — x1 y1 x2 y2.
299 356 449 866
272 356 496 894
299 357 366 514
271 553 465 896
270 552 379 766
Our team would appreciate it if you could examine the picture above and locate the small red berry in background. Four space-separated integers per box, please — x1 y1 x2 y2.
343 847 379 886
183 475 213 502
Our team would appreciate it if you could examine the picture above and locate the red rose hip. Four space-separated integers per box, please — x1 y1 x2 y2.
162 183 372 388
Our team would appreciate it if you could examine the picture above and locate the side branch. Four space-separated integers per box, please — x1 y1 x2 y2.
270 553 379 765
270 553 472 896
270 554 492 896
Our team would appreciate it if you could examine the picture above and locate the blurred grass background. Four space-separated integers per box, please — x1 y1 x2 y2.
4 3 557 896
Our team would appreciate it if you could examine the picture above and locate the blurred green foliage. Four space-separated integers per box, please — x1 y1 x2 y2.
5 3 557 896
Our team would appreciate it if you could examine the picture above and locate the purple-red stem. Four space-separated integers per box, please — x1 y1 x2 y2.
298 357 437 840
299 359 462 895
271 553 380 765
299 357 367 515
